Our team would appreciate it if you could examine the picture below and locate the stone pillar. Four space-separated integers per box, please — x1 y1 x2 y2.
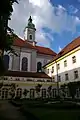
31 51 36 72
12 55 20 71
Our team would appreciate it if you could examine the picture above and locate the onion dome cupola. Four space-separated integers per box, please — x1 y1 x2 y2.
24 16 36 45
27 16 36 30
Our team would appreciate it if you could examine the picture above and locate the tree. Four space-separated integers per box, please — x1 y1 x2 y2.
60 84 67 98
61 81 80 99
23 89 29 99
9 83 18 99
67 82 78 99
0 0 19 76
47 85 52 98
35 84 42 98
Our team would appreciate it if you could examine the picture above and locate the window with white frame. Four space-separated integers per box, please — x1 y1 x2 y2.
47 69 49 74
58 75 61 82
52 76 55 81
57 64 60 70
65 73 69 81
64 60 67 67
22 57 28 71
72 56 76 63
3 55 10 70
74 70 78 79
37 62 42 72
29 34 33 40
52 66 54 73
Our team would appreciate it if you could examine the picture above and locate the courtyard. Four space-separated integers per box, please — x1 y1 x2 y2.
0 99 80 120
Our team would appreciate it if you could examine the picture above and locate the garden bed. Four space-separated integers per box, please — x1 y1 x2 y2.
20 103 80 120
9 99 22 107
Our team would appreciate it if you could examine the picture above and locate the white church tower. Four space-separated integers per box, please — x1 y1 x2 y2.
24 16 37 46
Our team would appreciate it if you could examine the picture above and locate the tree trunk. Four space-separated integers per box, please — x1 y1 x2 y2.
0 49 3 56
0 49 5 76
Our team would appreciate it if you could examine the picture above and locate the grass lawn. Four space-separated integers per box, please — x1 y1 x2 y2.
27 108 80 120
21 100 80 120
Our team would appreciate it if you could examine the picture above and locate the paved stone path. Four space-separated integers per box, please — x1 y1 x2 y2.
0 100 27 120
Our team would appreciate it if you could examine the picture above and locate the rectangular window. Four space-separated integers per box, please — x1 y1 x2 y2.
65 73 69 81
52 66 54 73
57 64 60 70
64 60 67 67
52 76 55 81
27 79 33 82
72 56 76 63
74 70 78 79
58 75 61 82
47 80 51 82
47 69 49 74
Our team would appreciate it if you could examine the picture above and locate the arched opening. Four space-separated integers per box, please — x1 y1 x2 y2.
2 88 8 99
30 88 35 99
37 62 42 72
42 89 46 98
16 88 22 98
3 55 9 70
22 57 28 71
29 34 33 40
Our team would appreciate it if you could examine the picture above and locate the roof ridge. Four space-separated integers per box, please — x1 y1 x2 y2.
13 36 57 56
36 45 49 49
43 36 80 67
58 36 80 54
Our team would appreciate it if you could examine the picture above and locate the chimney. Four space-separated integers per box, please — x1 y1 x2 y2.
33 41 37 46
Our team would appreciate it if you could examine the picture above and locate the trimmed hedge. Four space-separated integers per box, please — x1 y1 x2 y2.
24 101 80 110
10 100 22 107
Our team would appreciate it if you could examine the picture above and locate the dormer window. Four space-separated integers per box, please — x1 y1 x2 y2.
29 34 32 40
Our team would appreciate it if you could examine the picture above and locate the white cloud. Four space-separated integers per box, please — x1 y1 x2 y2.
68 5 78 14
9 0 80 48
59 46 62 52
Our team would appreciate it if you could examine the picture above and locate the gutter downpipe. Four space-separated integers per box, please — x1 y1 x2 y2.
55 60 59 97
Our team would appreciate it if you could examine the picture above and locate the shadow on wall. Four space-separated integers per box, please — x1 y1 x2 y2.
53 67 80 83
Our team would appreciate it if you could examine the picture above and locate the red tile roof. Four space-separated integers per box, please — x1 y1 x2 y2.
5 71 51 79
13 36 57 56
13 37 36 49
35 46 57 56
43 36 80 67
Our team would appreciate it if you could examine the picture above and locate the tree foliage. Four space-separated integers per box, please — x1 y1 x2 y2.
23 89 29 99
61 81 80 99
0 0 19 75
35 84 42 98
0 0 18 51
47 85 52 98
9 83 18 99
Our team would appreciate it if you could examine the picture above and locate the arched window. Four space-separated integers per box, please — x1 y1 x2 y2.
3 55 9 70
29 34 32 40
22 57 28 71
2 88 8 99
16 88 22 98
37 62 42 72
30 88 35 99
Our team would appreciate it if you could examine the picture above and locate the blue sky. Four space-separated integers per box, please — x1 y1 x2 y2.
9 0 80 53
48 0 80 52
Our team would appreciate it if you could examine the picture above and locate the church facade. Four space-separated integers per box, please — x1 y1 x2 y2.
4 16 57 73
43 37 80 87
0 16 57 99
1 16 80 99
